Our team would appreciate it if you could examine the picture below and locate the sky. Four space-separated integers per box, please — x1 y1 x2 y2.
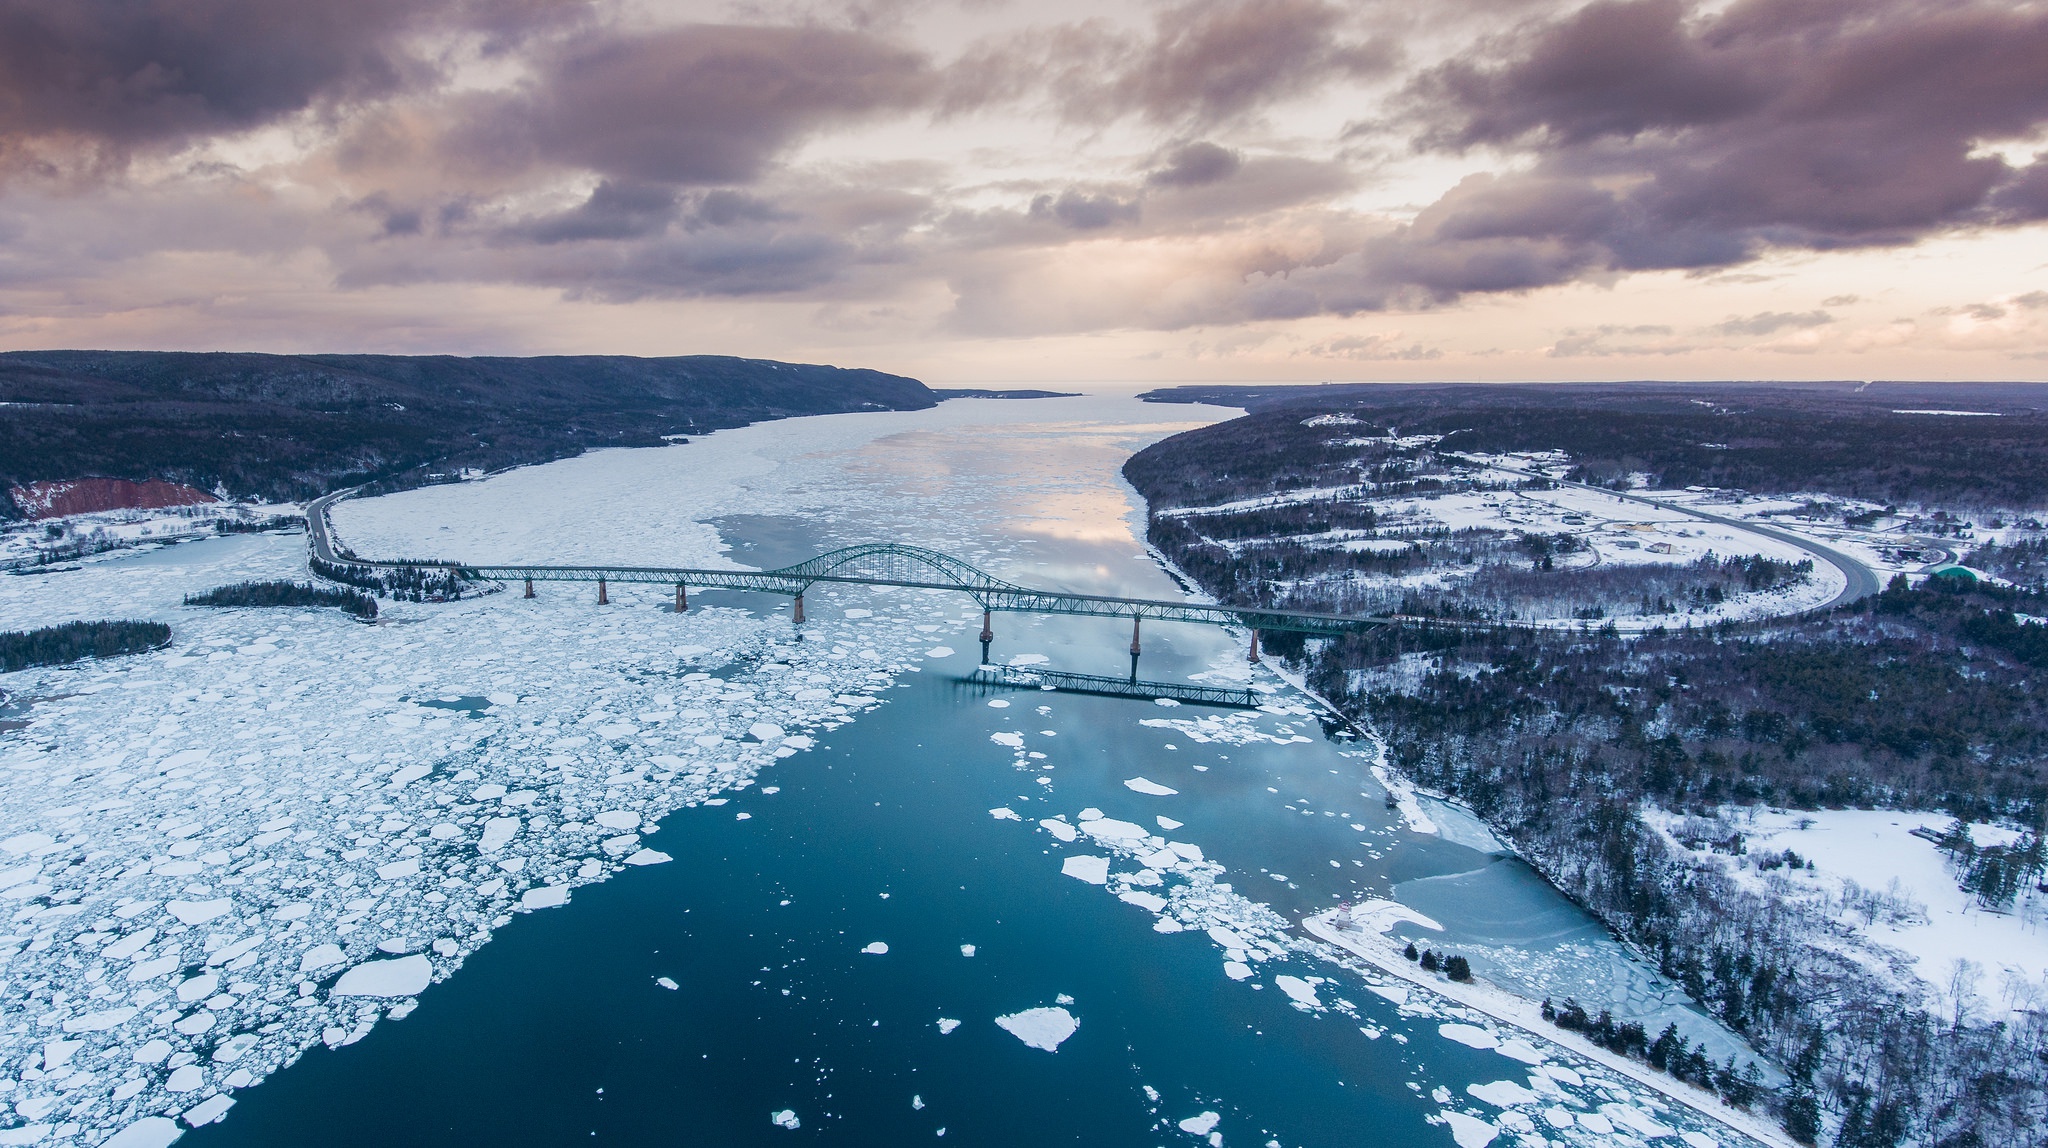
0 0 2045 383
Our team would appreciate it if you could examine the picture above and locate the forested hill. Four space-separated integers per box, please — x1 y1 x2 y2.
0 351 935 517
1139 382 2048 510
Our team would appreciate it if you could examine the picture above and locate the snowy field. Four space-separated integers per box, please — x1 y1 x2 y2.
1 507 298 571
1649 808 2048 1018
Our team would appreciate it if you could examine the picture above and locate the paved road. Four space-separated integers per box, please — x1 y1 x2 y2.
1473 460 1884 611
303 489 350 563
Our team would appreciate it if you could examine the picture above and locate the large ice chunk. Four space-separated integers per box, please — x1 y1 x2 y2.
994 1006 1078 1051
166 898 232 926
1060 856 1109 885
331 954 433 998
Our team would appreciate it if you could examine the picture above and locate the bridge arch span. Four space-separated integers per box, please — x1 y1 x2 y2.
770 543 1023 600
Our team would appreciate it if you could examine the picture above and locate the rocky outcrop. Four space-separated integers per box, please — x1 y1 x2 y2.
10 478 217 519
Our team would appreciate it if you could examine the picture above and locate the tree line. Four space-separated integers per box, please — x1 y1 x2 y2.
184 580 377 621
0 620 170 672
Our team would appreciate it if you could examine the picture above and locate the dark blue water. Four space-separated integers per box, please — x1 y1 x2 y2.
189 641 1508 1146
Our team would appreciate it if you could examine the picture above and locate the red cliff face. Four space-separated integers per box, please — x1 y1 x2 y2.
10 478 218 519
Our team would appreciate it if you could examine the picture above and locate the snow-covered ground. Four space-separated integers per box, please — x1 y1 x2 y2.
1305 908 1797 1148
1648 808 2048 1019
1 506 299 570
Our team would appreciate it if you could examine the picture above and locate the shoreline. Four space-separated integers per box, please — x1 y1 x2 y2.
1302 910 1800 1148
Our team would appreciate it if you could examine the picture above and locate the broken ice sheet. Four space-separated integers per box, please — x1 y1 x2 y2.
0 522 945 1143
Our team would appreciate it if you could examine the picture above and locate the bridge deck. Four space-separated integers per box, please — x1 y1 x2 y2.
308 491 1392 637
966 666 1260 708
458 563 1382 636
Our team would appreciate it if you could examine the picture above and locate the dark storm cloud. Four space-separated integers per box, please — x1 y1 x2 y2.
1256 0 2048 316
1030 189 1141 230
475 25 936 187
945 0 1395 127
1110 0 1393 124
1146 141 1242 187
0 0 573 164
521 181 681 244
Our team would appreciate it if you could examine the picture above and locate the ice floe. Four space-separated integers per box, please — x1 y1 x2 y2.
1441 1111 1498 1148
994 1006 1078 1051
1060 856 1110 885
1273 975 1321 1009
331 955 433 998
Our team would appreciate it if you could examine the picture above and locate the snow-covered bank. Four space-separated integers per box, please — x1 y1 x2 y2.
1305 909 1796 1148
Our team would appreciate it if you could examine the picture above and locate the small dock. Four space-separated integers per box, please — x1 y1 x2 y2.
966 665 1260 708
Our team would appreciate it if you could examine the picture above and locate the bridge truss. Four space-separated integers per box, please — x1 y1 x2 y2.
452 542 1381 636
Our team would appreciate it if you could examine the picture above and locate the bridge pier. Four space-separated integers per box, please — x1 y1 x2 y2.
980 608 994 665
1248 629 1261 664
675 583 687 613
597 577 608 606
1129 615 1142 683
792 593 805 625
523 578 534 599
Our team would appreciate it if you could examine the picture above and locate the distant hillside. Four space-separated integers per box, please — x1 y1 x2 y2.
0 351 935 518
1139 381 2048 510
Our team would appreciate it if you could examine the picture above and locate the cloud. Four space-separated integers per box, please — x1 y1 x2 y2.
520 181 680 244
1030 189 1141 230
1305 333 1442 361
1217 0 2048 318
1109 0 1391 124
1412 0 2048 241
0 0 575 173
1710 310 1833 337
474 25 937 187
946 0 1395 128
1547 324 1685 358
5 0 2048 348
1147 141 1242 187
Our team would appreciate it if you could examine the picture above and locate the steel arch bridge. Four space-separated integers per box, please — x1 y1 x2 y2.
304 486 1386 639
452 542 1381 636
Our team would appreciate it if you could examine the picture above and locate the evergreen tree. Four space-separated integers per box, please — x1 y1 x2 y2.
1781 1089 1820 1146
1648 1024 1681 1071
